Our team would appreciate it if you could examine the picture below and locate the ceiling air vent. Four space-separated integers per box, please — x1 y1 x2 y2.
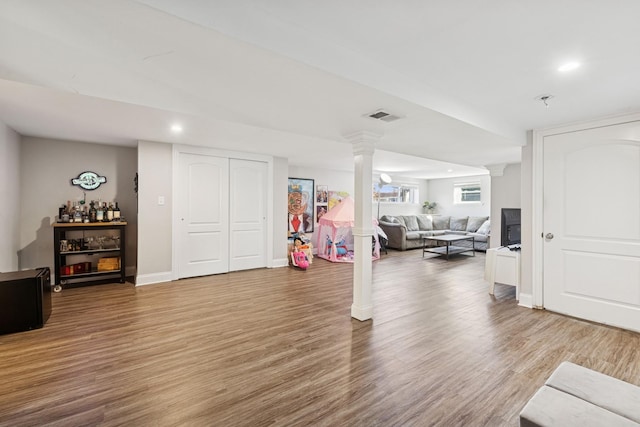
366 109 402 123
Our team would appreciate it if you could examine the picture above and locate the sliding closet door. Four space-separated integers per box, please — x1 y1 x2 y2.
229 159 267 271
176 153 229 278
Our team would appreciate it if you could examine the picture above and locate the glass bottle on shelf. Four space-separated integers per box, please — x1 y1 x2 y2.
73 204 82 223
96 202 104 222
106 203 114 222
113 202 121 221
89 201 97 223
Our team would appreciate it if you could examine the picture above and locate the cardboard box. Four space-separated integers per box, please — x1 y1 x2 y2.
97 257 120 271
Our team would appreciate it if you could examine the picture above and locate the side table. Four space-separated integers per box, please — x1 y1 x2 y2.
485 246 520 300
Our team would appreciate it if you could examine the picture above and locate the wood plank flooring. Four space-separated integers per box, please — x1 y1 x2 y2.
1 250 639 426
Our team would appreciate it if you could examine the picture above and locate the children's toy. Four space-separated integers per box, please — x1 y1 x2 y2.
290 237 309 270
315 196 381 263
327 238 348 256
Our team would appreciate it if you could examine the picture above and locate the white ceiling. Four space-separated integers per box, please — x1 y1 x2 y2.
1 1 639 179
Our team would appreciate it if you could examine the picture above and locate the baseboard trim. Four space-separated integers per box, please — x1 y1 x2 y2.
271 258 289 268
518 293 533 308
135 271 173 286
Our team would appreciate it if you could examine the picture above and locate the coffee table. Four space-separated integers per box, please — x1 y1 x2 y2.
423 235 475 260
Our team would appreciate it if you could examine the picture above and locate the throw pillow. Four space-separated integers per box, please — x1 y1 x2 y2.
432 216 450 230
395 216 407 227
450 217 468 231
382 215 399 224
416 214 433 231
402 215 419 231
477 219 491 235
466 216 489 232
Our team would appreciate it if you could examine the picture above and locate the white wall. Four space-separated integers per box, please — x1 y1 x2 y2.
273 157 289 264
19 137 138 274
0 121 21 271
136 140 173 282
490 163 521 248
426 174 491 217
521 134 533 299
377 175 428 218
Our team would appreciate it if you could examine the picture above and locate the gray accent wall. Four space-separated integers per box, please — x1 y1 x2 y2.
0 121 21 272
19 137 138 274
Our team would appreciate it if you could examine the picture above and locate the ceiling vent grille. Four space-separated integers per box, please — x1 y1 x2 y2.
366 109 402 123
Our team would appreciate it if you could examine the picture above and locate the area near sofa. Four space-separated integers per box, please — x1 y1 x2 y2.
379 214 490 251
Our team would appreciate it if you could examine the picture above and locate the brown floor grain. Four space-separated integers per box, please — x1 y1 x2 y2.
1 250 639 426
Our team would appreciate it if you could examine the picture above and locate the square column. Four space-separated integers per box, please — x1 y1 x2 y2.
346 131 381 321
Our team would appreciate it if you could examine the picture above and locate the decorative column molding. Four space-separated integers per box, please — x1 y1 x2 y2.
485 163 507 177
344 130 382 321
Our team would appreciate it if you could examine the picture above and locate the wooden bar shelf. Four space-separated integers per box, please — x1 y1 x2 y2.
53 222 127 290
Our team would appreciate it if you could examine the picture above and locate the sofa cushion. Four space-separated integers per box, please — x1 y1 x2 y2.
416 214 433 231
468 232 488 243
421 230 447 237
448 230 468 236
477 219 491 235
405 231 422 240
402 215 419 231
545 361 640 424
466 216 489 232
519 385 636 427
381 215 399 224
450 217 468 231
432 216 450 230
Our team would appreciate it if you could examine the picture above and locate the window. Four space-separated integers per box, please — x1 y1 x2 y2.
454 182 481 204
373 183 419 203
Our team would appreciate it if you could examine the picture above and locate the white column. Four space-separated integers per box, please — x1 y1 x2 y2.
346 131 380 321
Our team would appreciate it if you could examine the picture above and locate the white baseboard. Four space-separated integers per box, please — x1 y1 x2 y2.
271 258 289 268
135 271 173 286
518 293 533 308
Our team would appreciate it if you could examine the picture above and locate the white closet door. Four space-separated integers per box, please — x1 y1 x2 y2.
543 120 640 332
177 153 229 278
229 159 267 271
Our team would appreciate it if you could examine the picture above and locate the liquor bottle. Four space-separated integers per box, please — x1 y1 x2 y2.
65 200 72 223
74 204 82 223
61 204 70 223
113 202 121 221
89 201 97 223
96 202 104 222
106 203 114 222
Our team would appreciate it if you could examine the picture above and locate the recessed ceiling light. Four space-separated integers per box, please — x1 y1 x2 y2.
171 124 183 133
558 61 581 72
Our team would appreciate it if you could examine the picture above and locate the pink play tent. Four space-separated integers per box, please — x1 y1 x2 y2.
316 196 381 263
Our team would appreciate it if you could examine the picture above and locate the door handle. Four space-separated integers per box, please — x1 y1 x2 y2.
545 233 554 240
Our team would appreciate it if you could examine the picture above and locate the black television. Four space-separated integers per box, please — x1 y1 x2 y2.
501 208 521 246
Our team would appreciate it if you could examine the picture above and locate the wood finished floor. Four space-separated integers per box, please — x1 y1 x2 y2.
1 249 640 426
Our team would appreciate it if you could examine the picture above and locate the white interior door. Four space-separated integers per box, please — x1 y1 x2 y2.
543 121 640 332
177 153 229 278
229 159 267 271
